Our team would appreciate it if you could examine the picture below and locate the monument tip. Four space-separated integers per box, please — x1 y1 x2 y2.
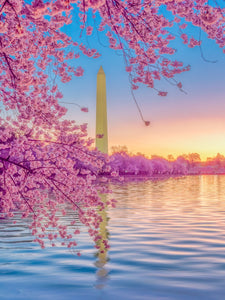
98 66 105 74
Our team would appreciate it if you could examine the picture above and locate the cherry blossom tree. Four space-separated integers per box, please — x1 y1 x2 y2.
0 0 224 251
0 0 110 251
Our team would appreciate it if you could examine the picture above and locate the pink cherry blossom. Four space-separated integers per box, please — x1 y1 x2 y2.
81 107 89 112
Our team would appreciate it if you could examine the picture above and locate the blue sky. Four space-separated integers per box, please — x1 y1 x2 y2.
58 5 225 160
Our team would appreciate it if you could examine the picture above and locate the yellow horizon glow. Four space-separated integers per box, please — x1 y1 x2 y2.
108 116 225 162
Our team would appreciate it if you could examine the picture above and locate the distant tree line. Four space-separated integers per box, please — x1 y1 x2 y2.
107 147 225 177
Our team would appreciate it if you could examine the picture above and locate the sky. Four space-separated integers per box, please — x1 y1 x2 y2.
59 8 225 161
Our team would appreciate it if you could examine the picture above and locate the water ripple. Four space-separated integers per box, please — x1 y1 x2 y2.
1 175 225 299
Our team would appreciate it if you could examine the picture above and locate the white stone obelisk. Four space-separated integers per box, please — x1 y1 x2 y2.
96 66 108 154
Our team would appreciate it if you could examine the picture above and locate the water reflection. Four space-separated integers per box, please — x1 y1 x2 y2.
0 213 34 250
94 194 110 289
1 175 225 299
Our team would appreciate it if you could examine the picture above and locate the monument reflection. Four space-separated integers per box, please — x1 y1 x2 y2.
94 193 110 289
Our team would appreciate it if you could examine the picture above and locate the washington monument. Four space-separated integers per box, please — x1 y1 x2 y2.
96 66 108 154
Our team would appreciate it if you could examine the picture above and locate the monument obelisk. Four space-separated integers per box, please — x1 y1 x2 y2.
96 66 108 154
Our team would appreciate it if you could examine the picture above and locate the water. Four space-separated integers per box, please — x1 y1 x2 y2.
1 175 225 299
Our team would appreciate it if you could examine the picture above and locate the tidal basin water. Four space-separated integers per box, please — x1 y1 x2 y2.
1 175 225 300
